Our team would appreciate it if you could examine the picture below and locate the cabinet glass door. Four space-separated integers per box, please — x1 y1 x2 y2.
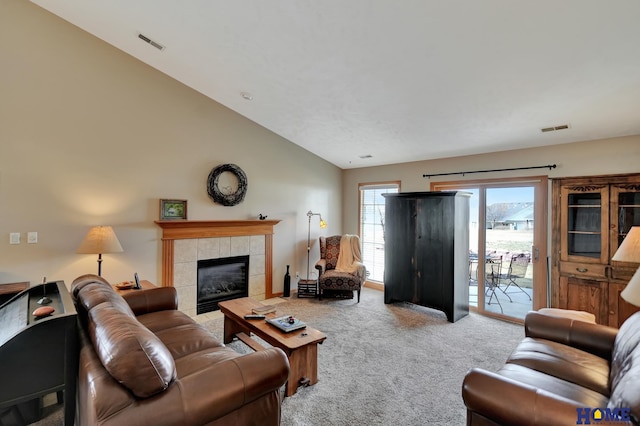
560 185 609 264
610 183 640 286
611 184 640 253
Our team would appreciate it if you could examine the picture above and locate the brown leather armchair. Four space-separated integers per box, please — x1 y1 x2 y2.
462 310 640 425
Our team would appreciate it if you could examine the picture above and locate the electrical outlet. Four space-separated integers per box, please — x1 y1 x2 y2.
295 271 300 279
27 232 38 244
9 233 20 244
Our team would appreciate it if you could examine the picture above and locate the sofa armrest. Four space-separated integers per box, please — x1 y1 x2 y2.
355 263 367 281
537 308 596 323
123 287 178 316
524 311 618 360
315 259 326 275
178 347 290 424
462 368 585 426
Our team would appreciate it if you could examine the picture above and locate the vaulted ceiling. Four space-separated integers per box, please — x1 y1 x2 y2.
31 1 640 169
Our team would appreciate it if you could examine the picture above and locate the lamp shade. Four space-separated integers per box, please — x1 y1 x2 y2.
77 226 123 254
612 226 640 307
621 267 640 307
612 226 640 263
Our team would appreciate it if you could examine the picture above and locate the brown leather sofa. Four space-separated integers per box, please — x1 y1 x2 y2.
462 309 640 425
71 274 290 426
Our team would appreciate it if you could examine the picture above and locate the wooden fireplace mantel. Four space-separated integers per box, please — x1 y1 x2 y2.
155 220 281 297
155 220 281 239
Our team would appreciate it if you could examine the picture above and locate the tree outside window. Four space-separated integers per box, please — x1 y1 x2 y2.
359 183 399 283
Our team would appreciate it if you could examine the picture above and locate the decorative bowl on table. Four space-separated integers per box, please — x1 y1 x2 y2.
115 281 135 290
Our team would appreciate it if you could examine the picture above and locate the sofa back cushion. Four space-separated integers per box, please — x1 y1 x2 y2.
608 311 640 419
72 274 112 300
88 302 177 398
71 274 135 316
78 282 135 316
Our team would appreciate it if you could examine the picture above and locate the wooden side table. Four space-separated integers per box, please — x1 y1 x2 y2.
112 279 156 295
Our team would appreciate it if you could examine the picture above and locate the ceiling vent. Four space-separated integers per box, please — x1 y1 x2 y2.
137 33 165 51
541 124 570 133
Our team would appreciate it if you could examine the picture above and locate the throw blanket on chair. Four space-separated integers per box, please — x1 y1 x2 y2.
335 234 365 279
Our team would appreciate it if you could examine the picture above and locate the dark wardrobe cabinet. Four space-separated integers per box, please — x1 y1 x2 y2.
383 191 470 322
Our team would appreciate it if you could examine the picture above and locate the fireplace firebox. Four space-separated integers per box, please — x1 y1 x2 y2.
197 255 249 314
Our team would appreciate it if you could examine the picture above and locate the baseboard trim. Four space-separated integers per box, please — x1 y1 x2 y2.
364 281 383 291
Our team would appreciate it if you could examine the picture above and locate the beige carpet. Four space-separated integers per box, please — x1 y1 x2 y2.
32 287 524 425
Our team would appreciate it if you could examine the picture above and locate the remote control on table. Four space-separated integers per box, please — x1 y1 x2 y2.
244 314 266 319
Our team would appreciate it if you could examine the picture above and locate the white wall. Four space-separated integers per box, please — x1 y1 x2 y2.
0 0 342 291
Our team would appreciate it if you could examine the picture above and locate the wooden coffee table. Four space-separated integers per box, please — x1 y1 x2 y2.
218 297 327 397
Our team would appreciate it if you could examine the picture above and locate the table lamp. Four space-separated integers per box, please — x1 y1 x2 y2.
77 226 124 276
611 226 640 306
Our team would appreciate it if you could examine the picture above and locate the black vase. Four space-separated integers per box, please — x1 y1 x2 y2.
283 265 291 297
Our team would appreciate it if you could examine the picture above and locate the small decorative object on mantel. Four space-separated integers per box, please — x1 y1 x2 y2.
207 163 248 206
258 213 268 220
160 199 188 220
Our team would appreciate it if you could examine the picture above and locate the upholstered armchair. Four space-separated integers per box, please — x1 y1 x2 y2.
314 235 366 302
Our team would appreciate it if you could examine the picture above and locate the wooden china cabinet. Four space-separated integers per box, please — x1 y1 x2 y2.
551 173 640 327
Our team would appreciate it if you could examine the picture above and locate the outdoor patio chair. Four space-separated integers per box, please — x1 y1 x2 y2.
484 255 511 313
502 253 532 300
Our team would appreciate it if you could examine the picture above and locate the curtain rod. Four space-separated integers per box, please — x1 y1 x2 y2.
423 164 556 179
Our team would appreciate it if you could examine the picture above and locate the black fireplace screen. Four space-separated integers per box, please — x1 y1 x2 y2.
197 255 249 314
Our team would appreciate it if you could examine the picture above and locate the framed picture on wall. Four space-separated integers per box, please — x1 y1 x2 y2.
160 199 188 220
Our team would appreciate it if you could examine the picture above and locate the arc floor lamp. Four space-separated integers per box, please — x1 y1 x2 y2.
306 211 327 280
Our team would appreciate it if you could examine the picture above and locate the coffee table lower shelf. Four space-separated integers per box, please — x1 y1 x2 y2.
218 297 326 397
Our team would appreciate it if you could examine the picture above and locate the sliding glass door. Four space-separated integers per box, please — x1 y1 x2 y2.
433 177 547 322
483 187 535 318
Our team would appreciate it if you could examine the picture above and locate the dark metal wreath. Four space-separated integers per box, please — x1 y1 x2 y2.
207 164 248 206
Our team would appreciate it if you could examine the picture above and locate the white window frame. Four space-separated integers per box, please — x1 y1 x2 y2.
358 182 400 283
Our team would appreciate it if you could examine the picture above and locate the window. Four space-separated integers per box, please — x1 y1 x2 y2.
359 182 400 282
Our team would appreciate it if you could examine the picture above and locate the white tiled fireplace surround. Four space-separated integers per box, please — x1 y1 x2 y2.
173 236 265 317
155 220 280 318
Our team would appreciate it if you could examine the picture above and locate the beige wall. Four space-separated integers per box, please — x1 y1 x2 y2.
342 136 640 234
0 1 342 290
